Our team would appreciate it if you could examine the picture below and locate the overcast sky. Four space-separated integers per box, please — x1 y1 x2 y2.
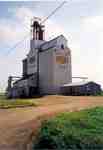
0 0 103 91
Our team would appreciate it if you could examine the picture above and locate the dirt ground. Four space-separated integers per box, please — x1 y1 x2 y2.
0 95 103 150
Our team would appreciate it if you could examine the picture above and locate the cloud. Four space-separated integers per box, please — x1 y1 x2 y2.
0 6 65 51
0 7 33 90
15 7 34 29
0 6 37 49
0 21 28 50
82 16 103 32
45 19 66 40
70 15 103 86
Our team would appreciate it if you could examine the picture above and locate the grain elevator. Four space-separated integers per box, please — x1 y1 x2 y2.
7 17 72 98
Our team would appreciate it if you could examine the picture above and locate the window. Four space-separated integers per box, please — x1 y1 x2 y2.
56 55 66 64
61 44 64 49
29 56 35 64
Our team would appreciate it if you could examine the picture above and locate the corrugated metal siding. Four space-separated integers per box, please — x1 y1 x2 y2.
61 82 101 96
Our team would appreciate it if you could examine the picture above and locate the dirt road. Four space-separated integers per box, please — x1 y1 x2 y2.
0 96 103 150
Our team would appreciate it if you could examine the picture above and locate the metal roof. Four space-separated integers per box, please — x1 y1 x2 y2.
40 35 67 52
62 81 96 87
40 34 66 47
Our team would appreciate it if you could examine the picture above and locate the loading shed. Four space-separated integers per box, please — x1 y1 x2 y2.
61 81 101 96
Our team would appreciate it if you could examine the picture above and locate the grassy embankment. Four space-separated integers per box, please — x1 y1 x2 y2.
0 94 36 108
34 107 103 150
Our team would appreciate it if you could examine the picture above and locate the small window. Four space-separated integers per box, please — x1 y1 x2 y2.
56 55 66 64
61 44 64 49
29 56 35 64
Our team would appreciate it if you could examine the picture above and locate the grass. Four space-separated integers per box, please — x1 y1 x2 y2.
98 91 103 96
0 95 36 109
33 107 103 150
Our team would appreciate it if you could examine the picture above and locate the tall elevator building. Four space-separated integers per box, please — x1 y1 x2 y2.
7 17 72 97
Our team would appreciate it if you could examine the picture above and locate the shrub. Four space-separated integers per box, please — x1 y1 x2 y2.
33 107 103 150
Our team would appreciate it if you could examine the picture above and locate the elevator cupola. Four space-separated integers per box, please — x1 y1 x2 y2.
31 17 45 41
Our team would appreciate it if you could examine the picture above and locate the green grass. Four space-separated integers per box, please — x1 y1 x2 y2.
0 93 6 100
0 95 36 108
98 91 103 96
33 107 103 150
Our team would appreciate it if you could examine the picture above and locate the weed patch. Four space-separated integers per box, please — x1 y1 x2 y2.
33 107 103 150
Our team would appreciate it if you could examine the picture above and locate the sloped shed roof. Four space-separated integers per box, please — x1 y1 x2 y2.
62 81 100 87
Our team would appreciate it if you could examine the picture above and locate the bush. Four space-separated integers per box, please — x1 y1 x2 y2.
33 107 103 150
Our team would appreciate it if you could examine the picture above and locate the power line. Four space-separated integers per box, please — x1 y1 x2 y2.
6 33 30 55
41 1 66 24
6 1 67 55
